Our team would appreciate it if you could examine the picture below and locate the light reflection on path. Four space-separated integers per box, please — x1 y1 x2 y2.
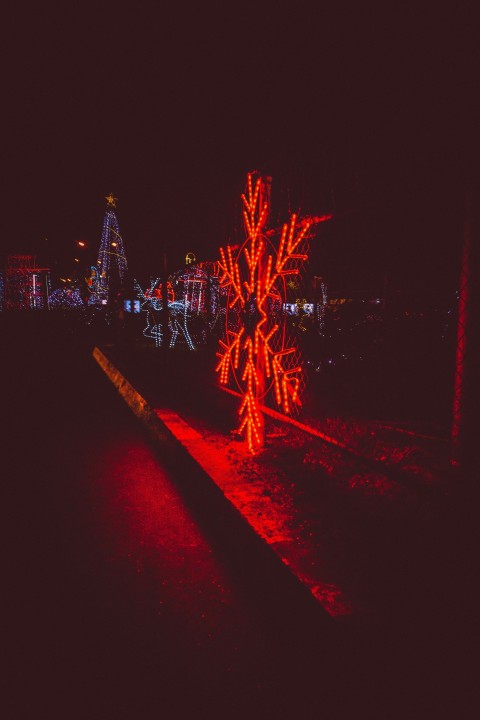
83 434 284 682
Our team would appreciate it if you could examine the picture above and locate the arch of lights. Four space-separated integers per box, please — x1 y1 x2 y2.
216 172 330 453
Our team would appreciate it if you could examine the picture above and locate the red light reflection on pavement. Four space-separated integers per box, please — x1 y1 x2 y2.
155 408 353 618
86 437 254 645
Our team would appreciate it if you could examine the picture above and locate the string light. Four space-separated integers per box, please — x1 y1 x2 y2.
216 172 311 453
49 287 84 309
2 255 51 310
88 195 127 305
135 267 219 350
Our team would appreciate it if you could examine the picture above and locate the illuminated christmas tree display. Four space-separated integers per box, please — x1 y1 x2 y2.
88 193 127 305
216 172 331 453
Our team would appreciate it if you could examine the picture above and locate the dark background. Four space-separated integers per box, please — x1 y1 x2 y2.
0 3 477 294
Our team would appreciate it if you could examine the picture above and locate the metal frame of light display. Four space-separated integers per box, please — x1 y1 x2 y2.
216 172 330 453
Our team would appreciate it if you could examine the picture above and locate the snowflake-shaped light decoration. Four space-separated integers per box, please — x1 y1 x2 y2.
216 172 315 453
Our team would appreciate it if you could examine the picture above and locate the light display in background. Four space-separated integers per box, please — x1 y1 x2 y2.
123 299 141 313
216 172 331 453
86 265 106 301
135 277 182 347
2 255 51 310
314 277 328 334
88 194 127 306
170 264 220 341
284 302 315 315
135 265 220 350
284 289 328 335
49 287 84 309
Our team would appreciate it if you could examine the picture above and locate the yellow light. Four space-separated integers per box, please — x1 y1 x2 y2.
111 242 117 247
77 241 86 247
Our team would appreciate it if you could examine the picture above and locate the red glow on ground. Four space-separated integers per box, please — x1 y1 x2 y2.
155 407 353 618
348 472 399 496
87 437 251 639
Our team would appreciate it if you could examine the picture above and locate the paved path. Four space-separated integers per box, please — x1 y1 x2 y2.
95 336 477 719
2 317 476 719
2 321 341 719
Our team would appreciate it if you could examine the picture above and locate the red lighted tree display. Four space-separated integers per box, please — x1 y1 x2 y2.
216 172 321 453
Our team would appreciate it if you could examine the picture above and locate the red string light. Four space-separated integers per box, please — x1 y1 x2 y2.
216 173 310 453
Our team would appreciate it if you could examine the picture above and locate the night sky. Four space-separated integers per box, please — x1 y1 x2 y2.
1 4 477 293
